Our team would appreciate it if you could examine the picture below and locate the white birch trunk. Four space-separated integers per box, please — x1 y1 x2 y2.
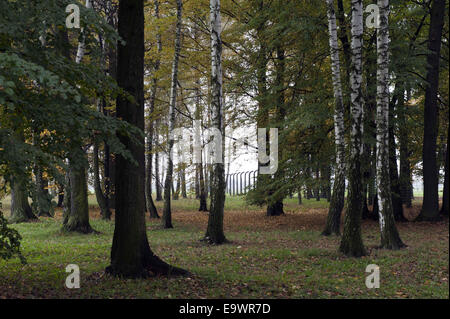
376 0 404 249
349 0 363 152
75 0 91 64
339 0 366 256
205 0 226 244
323 0 346 235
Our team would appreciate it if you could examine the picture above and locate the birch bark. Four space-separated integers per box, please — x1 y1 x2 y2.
322 0 346 236
339 0 365 257
375 0 405 249
205 0 226 244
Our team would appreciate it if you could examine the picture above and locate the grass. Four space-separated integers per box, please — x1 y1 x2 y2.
0 196 448 299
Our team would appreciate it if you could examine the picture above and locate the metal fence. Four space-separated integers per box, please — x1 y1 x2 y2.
225 171 258 195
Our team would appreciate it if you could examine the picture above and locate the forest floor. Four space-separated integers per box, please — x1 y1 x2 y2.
0 196 448 299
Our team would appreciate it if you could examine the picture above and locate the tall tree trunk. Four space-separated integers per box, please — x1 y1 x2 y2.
57 184 64 208
93 141 111 219
62 168 71 225
181 168 187 198
254 4 273 214
297 188 302 205
162 0 183 229
339 0 366 257
315 164 321 201
388 93 406 221
323 0 346 236
322 165 332 202
33 163 52 217
9 176 37 224
107 12 117 211
63 155 93 233
205 0 226 244
62 0 94 232
440 129 449 216
196 82 208 212
103 132 112 216
398 90 413 208
198 160 208 211
195 165 200 199
155 120 162 201
106 0 188 278
375 0 405 249
32 133 52 217
418 0 445 221
145 0 162 219
266 44 285 217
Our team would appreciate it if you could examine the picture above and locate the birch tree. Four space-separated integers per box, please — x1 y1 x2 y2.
322 0 346 236
162 0 183 229
339 0 366 257
375 0 405 249
204 0 226 244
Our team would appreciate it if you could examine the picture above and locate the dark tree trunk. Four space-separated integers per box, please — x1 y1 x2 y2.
198 163 208 211
155 122 162 201
9 177 37 223
336 0 351 75
106 13 117 211
33 165 52 217
323 165 332 202
306 184 313 199
205 0 226 244
297 188 302 205
145 120 159 218
162 0 182 229
195 165 200 199
103 139 112 216
389 94 406 222
93 141 111 220
362 26 376 220
361 185 370 220
62 157 94 233
371 192 379 220
398 91 413 208
62 169 71 225
204 164 210 199
181 168 187 198
267 200 284 216
32 133 52 217
322 169 345 235
144 121 158 217
265 45 286 217
173 171 181 200
57 185 64 208
418 0 445 221
315 165 321 201
440 130 449 216
106 0 188 278
145 0 161 219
